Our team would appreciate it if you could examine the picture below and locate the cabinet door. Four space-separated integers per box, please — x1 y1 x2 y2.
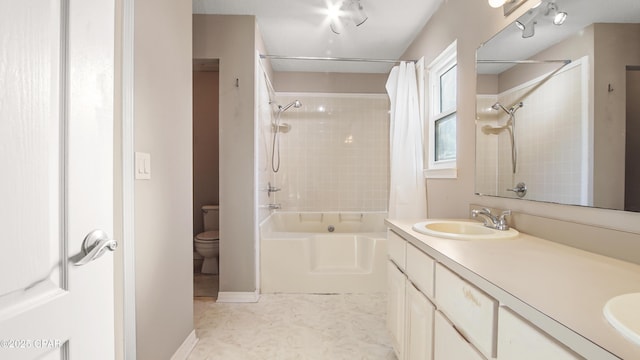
434 311 486 360
388 260 406 359
498 307 582 360
406 281 435 360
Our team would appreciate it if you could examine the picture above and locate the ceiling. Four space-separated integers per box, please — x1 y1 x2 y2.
192 0 443 73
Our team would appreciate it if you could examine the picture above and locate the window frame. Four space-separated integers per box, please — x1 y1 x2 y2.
426 40 458 179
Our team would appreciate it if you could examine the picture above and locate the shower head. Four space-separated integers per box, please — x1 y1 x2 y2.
491 102 510 115
279 100 302 112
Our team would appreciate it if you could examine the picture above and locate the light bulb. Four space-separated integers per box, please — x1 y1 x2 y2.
554 11 567 25
488 0 506 8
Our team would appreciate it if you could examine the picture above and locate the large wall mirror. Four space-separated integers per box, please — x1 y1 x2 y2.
476 0 640 212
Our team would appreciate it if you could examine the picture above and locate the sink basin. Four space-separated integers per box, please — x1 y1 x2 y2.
412 220 519 240
604 293 640 346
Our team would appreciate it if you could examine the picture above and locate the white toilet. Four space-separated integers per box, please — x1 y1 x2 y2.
194 205 220 274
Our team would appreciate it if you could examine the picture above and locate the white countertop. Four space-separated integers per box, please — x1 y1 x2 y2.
386 218 640 360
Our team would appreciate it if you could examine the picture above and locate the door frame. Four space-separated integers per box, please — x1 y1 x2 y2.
120 0 137 357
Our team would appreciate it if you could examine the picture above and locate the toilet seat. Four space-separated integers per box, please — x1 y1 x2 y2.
195 230 219 241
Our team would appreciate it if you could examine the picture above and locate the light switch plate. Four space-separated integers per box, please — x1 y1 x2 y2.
135 152 151 180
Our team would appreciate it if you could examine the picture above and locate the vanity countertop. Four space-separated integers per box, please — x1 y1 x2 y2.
386 218 640 360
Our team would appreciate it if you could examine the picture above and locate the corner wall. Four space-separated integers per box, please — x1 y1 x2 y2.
193 15 258 294
134 0 194 358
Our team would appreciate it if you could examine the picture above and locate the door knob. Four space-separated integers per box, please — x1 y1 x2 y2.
75 229 118 266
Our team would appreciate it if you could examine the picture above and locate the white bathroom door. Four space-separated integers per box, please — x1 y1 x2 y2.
0 0 116 359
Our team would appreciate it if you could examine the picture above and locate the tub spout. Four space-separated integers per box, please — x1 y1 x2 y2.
268 203 281 210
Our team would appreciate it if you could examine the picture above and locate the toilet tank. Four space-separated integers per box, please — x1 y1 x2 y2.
202 205 219 231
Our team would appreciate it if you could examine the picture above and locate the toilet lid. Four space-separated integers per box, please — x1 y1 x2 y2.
196 230 219 241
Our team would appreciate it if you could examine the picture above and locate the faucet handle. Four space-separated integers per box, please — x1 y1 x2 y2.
496 210 512 230
506 182 527 198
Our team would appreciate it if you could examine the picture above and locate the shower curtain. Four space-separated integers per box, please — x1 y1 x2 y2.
386 59 428 219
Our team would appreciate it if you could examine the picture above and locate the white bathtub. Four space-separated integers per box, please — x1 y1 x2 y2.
260 212 388 293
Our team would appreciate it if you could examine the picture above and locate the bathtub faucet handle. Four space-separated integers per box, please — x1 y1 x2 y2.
267 203 281 210
267 182 281 198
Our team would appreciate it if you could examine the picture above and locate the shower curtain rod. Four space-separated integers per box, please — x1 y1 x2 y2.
260 54 416 64
477 59 571 64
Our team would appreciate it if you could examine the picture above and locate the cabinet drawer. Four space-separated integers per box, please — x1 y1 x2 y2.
435 263 497 359
406 243 435 299
498 307 581 360
434 311 486 360
388 230 406 270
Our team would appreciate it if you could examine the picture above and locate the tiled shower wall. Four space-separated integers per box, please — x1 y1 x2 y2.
273 93 390 212
476 61 587 205
475 95 499 196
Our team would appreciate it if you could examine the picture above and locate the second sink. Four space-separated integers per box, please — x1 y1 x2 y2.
412 220 519 240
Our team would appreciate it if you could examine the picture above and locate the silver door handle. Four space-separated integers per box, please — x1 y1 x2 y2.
75 229 118 266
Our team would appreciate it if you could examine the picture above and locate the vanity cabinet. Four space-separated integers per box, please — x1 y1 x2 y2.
387 228 584 360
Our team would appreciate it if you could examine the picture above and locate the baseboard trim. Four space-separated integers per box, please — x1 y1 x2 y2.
216 291 260 303
170 330 198 360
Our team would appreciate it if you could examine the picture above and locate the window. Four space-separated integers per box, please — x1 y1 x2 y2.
426 41 457 178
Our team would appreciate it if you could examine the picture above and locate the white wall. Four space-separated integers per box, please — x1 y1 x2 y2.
133 0 194 358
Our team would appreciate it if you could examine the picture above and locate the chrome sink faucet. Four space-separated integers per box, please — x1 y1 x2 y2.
471 208 511 231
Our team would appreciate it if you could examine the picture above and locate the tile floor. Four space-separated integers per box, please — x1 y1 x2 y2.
189 274 396 359
194 273 219 299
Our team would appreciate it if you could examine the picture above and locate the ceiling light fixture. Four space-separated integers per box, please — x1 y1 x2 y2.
328 0 368 34
545 2 568 25
488 0 507 8
513 3 544 38
516 19 537 38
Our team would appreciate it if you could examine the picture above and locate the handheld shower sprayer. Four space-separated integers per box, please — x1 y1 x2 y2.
278 99 302 112
488 101 524 174
271 99 302 173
